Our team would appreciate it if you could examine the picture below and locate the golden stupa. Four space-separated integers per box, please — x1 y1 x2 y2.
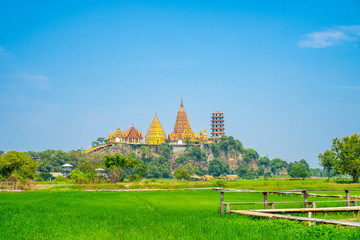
168 97 197 143
198 129 209 143
145 113 166 144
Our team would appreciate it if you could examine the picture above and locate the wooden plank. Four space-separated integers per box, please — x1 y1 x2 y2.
254 206 360 213
218 188 360 193
224 200 359 205
230 210 360 227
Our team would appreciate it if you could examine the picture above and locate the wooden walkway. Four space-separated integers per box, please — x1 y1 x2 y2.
231 209 360 227
217 188 360 227
253 206 360 214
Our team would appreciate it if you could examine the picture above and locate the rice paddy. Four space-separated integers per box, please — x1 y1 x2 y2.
2 184 360 239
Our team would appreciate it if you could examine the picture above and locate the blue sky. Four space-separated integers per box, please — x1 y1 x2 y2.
0 0 359 167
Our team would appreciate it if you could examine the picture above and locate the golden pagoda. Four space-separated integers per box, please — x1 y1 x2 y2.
168 97 197 144
198 129 209 143
145 113 166 145
124 124 143 144
107 126 125 143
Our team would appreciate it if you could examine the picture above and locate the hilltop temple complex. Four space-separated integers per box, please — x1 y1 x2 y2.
104 97 222 146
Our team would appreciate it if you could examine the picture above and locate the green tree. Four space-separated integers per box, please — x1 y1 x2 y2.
243 148 259 163
332 133 360 183
70 168 87 184
299 159 310 172
37 172 52 182
175 168 191 180
236 163 248 177
104 154 138 182
134 164 148 178
270 158 287 175
289 163 309 180
208 158 230 177
258 156 270 167
97 137 106 145
0 151 36 179
318 150 336 181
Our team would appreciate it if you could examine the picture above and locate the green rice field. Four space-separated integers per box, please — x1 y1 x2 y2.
2 187 360 239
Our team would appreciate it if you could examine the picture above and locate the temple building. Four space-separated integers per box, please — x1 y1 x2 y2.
107 126 125 143
168 97 197 144
198 129 209 143
210 111 225 142
124 124 144 144
145 113 166 145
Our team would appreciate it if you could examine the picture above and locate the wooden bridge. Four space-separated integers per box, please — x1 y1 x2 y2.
216 188 360 227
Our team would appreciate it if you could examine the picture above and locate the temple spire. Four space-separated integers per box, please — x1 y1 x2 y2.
180 94 183 107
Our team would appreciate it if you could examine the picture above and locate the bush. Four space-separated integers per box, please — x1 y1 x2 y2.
216 179 227 188
175 169 191 180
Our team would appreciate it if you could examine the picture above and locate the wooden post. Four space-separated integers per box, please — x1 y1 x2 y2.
263 192 268 209
303 191 308 208
308 212 312 226
354 201 358 206
311 202 316 208
220 191 224 215
270 203 275 209
226 204 230 214
345 190 350 207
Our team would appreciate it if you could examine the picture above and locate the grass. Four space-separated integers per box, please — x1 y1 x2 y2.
34 178 360 192
2 188 360 239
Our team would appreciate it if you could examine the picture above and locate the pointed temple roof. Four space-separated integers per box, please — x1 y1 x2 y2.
169 97 197 141
146 113 166 137
125 125 144 139
113 126 124 138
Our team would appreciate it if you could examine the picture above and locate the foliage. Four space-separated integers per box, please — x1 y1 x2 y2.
216 179 227 188
318 150 337 181
208 158 229 177
70 168 87 184
104 154 139 182
258 156 270 167
243 148 259 163
33 149 87 172
134 164 148 178
37 172 52 182
91 137 106 147
176 146 207 164
104 154 138 169
289 163 310 179
332 133 360 183
0 151 36 180
175 168 191 180
270 158 288 175
299 159 310 172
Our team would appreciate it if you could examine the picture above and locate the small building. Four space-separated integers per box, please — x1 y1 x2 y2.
225 175 239 181
204 175 215 180
95 168 107 178
191 175 202 181
61 163 73 178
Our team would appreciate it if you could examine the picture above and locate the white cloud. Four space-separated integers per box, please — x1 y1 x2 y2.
16 72 51 91
298 25 360 48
